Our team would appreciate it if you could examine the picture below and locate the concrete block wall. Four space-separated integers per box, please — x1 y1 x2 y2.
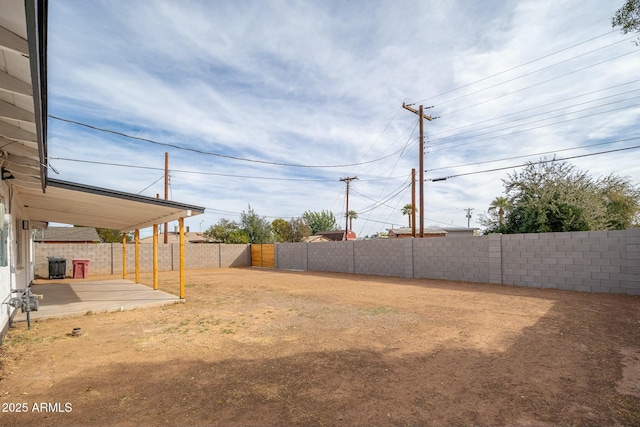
413 236 490 283
625 229 640 294
220 244 251 267
272 228 640 295
276 243 307 270
501 229 639 294
353 239 406 277
308 241 353 273
35 243 250 278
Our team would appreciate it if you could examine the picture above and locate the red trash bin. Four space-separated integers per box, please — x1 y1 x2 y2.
72 259 90 279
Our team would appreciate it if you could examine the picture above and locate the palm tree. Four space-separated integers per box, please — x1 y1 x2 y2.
348 210 358 230
488 197 510 226
401 204 414 227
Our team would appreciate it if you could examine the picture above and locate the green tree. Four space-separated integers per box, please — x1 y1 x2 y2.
489 159 639 234
488 197 511 227
95 228 132 243
226 229 250 244
271 217 311 242
348 210 358 230
599 174 640 229
203 218 241 243
271 218 291 243
612 0 640 34
302 210 338 235
289 217 312 242
240 205 272 243
401 204 413 227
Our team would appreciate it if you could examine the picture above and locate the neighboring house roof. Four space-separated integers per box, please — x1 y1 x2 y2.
34 227 101 243
304 235 333 243
139 232 212 244
314 230 357 241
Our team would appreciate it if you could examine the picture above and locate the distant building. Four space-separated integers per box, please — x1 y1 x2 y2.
388 227 446 239
388 226 479 239
304 230 357 242
139 231 212 244
34 227 101 244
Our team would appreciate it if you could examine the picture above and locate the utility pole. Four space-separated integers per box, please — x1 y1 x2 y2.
402 103 433 238
164 152 169 244
340 176 358 241
411 168 416 238
465 208 474 228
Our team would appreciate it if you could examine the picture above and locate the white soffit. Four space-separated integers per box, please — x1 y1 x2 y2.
16 179 205 231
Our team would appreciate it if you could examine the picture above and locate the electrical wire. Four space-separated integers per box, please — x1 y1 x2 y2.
427 137 640 172
428 144 640 181
429 102 640 154
47 157 407 182
436 50 638 118
49 115 411 169
432 36 638 108
137 175 164 194
412 29 618 104
430 88 640 143
430 98 640 149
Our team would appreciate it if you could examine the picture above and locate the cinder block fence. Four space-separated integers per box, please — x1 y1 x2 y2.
275 229 640 295
34 229 640 295
35 243 251 278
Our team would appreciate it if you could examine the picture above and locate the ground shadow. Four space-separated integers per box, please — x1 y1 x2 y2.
2 295 638 427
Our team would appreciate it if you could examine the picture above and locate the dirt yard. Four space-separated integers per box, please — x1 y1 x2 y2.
1 268 639 426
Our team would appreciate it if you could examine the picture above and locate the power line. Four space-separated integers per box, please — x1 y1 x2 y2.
431 36 637 108
429 102 640 154
427 137 640 172
137 175 164 195
47 157 407 182
430 97 640 149
412 29 618 104
49 115 412 169
429 86 640 142
428 145 640 182
438 50 638 118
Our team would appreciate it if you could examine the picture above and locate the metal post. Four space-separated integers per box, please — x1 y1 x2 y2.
122 233 127 279
179 217 185 299
135 229 140 284
153 224 158 290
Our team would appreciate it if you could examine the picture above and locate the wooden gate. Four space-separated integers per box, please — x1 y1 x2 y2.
251 244 275 268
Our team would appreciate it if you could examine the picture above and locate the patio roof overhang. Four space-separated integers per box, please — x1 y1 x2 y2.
16 178 205 232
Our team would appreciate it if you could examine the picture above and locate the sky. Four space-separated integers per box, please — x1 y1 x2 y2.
46 0 640 238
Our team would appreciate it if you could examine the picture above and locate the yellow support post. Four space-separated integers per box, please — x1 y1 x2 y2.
122 232 127 279
153 224 158 290
135 229 140 284
179 217 185 299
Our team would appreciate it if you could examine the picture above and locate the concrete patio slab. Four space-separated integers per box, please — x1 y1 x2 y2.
13 280 181 321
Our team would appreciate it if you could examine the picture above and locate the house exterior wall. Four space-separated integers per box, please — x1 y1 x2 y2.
272 229 640 295
1 181 38 342
34 243 251 277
